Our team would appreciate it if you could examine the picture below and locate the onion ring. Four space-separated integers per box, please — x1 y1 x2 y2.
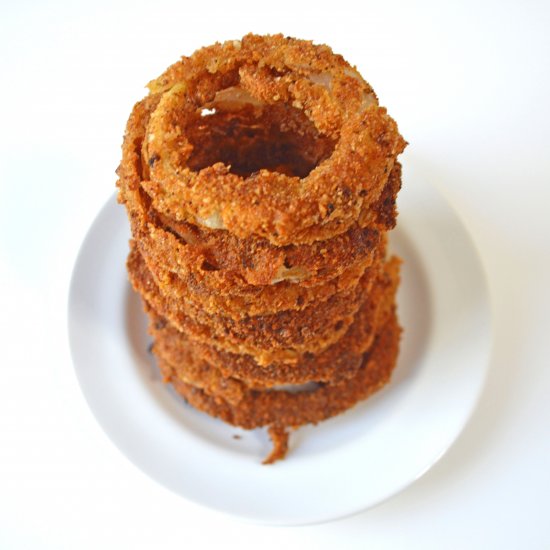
117 93 401 295
117 34 405 246
159 311 401 462
127 244 380 365
149 257 400 396
139 249 373 320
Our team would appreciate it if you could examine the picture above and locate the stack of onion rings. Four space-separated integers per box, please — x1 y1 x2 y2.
117 34 406 463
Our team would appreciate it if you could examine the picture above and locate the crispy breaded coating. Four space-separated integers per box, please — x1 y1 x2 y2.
127 245 380 365
159 312 401 431
117 34 405 462
149 257 400 393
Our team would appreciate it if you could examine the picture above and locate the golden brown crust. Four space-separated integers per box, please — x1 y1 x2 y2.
159 311 401 431
149 257 401 392
117 90 400 297
140 250 373 320
138 214 383 289
128 244 381 365
138 34 405 245
117 34 406 246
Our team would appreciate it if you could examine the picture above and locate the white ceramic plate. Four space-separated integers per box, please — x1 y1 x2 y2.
68 164 491 525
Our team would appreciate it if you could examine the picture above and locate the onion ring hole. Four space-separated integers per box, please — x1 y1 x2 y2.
186 87 336 178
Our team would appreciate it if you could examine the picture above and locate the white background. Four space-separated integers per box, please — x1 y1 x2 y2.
1 0 549 548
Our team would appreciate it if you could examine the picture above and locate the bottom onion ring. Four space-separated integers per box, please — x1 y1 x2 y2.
158 311 401 463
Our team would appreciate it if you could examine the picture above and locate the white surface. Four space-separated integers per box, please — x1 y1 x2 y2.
67 176 491 524
0 0 549 547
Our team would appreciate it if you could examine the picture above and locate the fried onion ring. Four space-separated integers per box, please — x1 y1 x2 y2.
117 93 401 296
159 311 401 458
117 34 405 246
127 244 381 365
149 257 400 401
139 248 373 320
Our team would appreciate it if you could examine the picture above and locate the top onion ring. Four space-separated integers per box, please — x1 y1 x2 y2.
137 34 406 246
